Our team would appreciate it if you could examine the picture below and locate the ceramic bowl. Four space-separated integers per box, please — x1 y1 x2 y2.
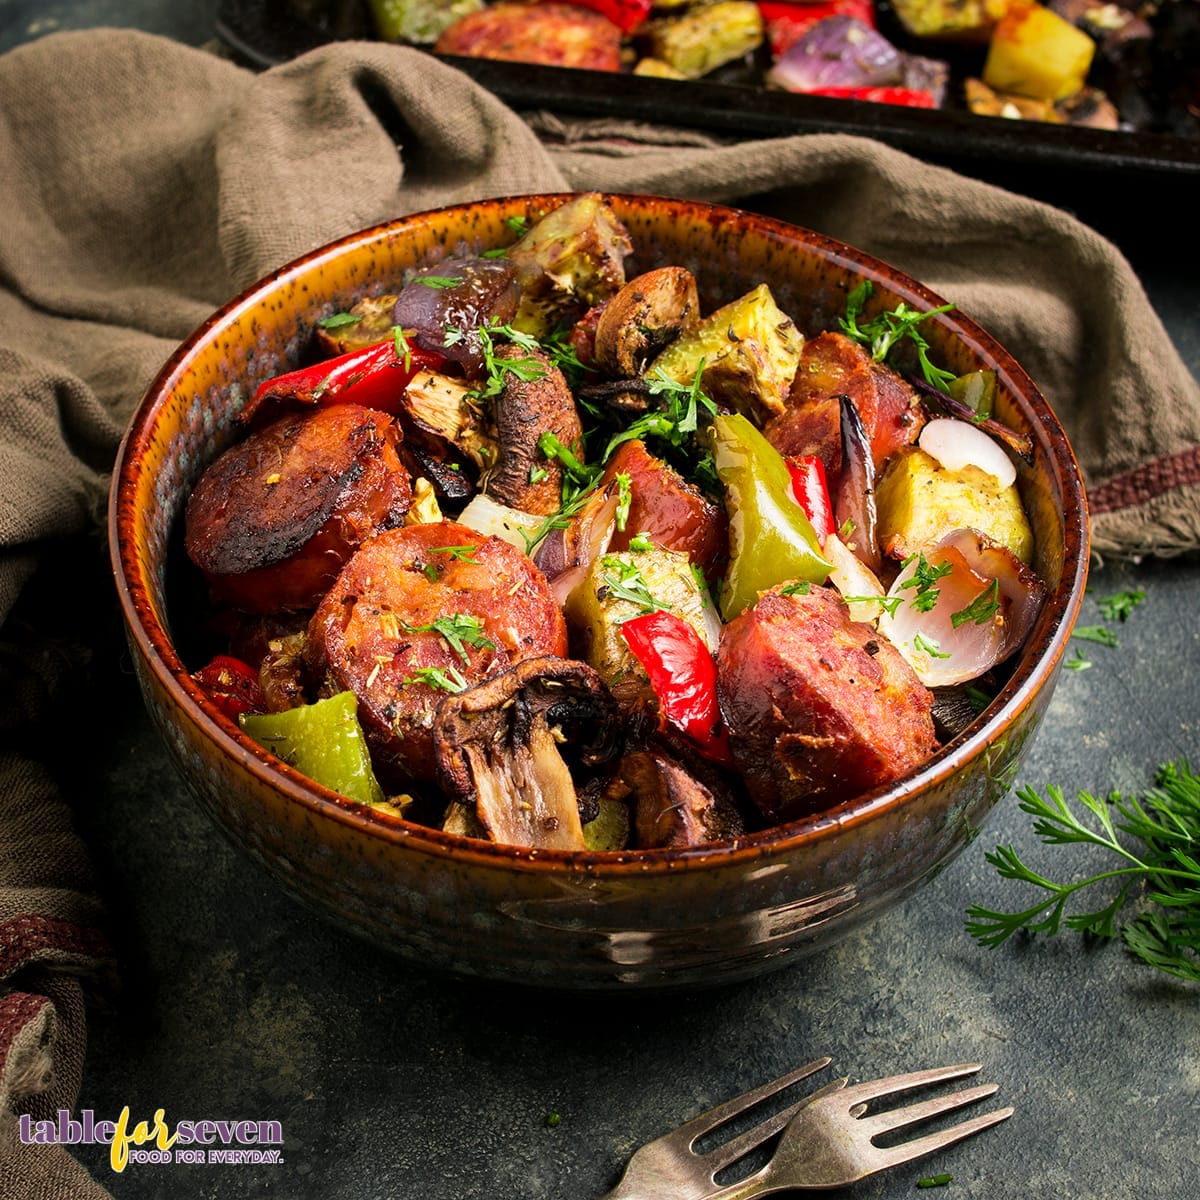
109 193 1089 989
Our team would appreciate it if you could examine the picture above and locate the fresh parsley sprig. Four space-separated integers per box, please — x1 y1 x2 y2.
839 281 956 392
966 759 1200 982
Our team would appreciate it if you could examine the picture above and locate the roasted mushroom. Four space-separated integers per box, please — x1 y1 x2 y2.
611 746 744 849
593 266 701 377
433 657 621 851
483 345 584 515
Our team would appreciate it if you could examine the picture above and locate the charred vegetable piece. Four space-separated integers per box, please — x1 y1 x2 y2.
393 256 520 375
641 1 765 78
650 284 804 425
621 608 733 765
192 655 265 720
567 546 719 708
834 393 881 573
184 404 413 614
242 336 444 426
874 445 1033 564
581 793 632 851
571 0 652 34
315 294 400 356
759 0 877 58
435 2 624 72
711 412 831 620
433 657 622 851
888 0 1006 40
615 747 744 848
398 368 497 472
767 16 903 93
506 194 634 337
241 690 386 808
717 585 938 823
369 0 483 43
984 0 1096 100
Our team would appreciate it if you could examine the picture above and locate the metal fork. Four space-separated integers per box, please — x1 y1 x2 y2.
597 1057 845 1200
709 1062 1014 1197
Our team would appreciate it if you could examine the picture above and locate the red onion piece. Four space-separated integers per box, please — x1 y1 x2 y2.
766 16 903 93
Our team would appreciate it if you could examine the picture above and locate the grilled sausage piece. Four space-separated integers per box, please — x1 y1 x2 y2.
717 585 937 824
184 403 412 615
305 521 568 783
763 332 926 486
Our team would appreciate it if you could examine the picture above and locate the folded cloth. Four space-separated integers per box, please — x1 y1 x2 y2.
0 27 1197 1198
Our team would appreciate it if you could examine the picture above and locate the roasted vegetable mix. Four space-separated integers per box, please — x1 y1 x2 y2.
275 0 1200 136
184 193 1047 853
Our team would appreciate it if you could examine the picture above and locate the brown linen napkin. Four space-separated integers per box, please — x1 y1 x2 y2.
0 27 1197 1198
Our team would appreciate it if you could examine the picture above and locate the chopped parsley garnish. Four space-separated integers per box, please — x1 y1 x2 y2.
951 579 1001 628
1064 649 1093 671
317 311 361 329
402 665 468 693
917 1174 953 1189
913 632 950 659
537 431 600 495
780 580 812 597
392 325 413 372
899 553 954 613
599 557 663 615
1096 588 1146 622
628 531 654 553
428 545 481 564
965 684 992 714
506 215 530 235
400 613 495 664
615 472 632 531
1072 624 1119 648
412 275 464 289
840 280 956 392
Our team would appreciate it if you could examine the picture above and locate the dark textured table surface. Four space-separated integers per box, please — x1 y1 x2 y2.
4 3 1199 1198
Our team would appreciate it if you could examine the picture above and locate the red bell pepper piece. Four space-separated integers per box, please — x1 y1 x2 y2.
757 0 875 57
620 609 734 766
192 655 265 721
786 455 836 545
562 0 652 33
807 86 937 108
245 335 444 423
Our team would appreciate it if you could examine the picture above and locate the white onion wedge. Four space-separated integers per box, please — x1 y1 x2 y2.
456 493 544 549
878 528 1045 686
824 533 886 626
919 417 1017 488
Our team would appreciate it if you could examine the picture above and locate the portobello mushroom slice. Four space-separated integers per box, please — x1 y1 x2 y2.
594 266 700 377
483 345 584 515
611 746 745 849
433 657 621 851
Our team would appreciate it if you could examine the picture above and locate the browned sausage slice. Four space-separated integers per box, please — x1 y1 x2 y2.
717 585 937 823
305 521 568 783
184 404 412 614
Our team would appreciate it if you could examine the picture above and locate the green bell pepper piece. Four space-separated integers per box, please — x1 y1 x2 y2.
241 691 385 807
712 412 831 620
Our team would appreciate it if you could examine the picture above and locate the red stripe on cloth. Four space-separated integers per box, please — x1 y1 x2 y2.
0 914 111 981
1089 444 1200 514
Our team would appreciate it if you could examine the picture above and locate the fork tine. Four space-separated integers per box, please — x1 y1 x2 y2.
874 1105 1015 1170
838 1062 984 1107
862 1082 1000 1135
700 1077 848 1173
676 1058 834 1148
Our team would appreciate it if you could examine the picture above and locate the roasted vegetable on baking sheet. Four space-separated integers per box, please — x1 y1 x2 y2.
186 194 1048 853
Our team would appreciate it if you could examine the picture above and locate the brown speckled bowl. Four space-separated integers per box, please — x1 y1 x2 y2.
109 194 1089 989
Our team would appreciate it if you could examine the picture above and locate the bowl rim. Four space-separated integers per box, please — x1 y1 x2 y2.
108 191 1091 877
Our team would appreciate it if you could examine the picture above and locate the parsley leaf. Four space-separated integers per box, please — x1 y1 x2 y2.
1096 588 1146 623
400 613 495 664
839 280 956 392
966 759 1200 982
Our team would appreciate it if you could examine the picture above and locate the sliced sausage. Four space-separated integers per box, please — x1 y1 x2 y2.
184 403 412 614
717 585 937 823
601 439 728 582
305 521 567 783
763 332 926 485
